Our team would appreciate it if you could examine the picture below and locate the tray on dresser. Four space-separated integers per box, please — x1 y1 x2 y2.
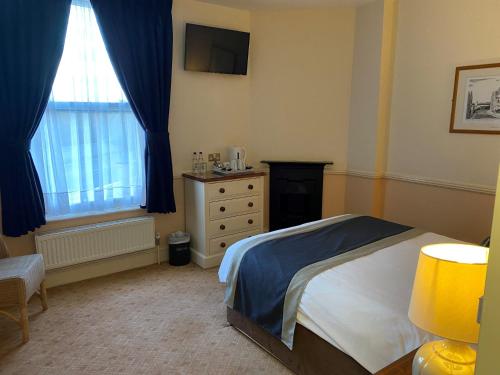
212 167 255 176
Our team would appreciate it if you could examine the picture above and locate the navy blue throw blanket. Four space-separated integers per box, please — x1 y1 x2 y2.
233 216 412 339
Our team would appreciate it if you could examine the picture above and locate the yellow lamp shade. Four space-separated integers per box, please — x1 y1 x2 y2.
408 243 488 344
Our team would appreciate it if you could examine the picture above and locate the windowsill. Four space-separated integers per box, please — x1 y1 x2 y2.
45 206 146 224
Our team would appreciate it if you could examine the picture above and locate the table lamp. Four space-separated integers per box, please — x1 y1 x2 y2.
408 243 488 374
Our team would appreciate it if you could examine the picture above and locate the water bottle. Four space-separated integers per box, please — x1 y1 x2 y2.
192 152 198 174
199 152 207 173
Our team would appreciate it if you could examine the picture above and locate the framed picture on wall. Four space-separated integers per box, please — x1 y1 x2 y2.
450 63 500 134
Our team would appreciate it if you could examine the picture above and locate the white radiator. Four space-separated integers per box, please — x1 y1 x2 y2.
35 217 155 270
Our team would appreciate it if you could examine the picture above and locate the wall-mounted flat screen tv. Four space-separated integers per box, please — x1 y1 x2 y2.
184 23 250 75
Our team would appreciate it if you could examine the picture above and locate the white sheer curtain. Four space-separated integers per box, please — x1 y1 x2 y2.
31 0 146 219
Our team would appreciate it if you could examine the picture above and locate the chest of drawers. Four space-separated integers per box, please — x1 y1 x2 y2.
183 171 265 268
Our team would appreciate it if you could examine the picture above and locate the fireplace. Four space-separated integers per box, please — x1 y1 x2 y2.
262 161 333 231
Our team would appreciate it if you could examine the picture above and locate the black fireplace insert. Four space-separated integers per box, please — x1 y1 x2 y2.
262 161 333 231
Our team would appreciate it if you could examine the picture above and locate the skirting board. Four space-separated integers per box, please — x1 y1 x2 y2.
45 247 168 288
46 243 246 287
190 247 224 269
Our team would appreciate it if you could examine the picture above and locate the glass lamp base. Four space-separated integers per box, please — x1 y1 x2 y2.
412 339 476 374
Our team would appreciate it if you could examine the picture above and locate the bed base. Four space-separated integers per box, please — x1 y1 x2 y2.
227 307 414 375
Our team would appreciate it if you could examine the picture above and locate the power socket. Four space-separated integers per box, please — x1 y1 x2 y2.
208 153 221 162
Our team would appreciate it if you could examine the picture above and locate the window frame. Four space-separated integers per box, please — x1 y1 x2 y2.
33 0 146 220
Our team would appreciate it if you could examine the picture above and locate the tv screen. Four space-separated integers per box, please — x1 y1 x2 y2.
184 23 250 75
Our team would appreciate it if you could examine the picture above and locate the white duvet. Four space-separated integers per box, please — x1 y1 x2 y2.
219 219 459 373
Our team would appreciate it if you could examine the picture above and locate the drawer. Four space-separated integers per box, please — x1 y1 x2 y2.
209 195 261 219
206 178 261 201
208 212 261 238
209 230 261 256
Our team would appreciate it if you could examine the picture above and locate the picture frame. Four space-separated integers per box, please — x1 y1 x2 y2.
450 63 500 134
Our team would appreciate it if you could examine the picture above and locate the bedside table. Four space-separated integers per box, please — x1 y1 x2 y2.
376 349 416 375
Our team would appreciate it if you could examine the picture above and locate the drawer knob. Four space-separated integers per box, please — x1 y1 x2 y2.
248 219 254 225
248 184 254 190
220 242 226 248
220 206 226 212
220 224 226 230
248 202 254 207
219 187 225 193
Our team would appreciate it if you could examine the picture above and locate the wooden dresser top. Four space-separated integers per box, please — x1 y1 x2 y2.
182 171 266 183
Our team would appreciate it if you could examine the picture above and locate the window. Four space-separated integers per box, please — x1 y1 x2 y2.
31 0 146 219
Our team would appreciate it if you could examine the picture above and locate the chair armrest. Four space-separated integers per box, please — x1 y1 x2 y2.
0 237 10 259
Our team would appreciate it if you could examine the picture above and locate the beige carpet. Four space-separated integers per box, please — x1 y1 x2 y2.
0 264 291 375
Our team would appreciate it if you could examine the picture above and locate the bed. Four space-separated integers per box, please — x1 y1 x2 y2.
219 214 460 374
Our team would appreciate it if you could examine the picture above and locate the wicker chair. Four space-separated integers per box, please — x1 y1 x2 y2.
0 236 47 343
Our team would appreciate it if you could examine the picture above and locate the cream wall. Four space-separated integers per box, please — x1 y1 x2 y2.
345 0 397 217
383 0 500 240
345 175 381 216
346 0 384 174
345 0 498 242
170 0 251 172
3 1 355 285
2 0 253 284
6 0 499 285
476 165 500 374
346 0 397 177
373 0 397 176
387 0 500 189
248 8 356 171
383 179 495 243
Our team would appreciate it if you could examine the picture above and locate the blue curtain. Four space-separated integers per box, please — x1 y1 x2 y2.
0 0 71 236
90 0 176 213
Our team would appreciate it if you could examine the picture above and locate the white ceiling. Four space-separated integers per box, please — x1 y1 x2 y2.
197 0 374 10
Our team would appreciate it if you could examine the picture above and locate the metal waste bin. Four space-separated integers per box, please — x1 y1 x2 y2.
168 231 191 266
